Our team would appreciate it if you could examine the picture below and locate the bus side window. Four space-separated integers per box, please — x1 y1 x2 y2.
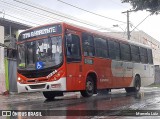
130 45 140 62
66 34 81 62
94 37 108 58
108 40 120 60
82 33 95 57
120 43 131 61
140 47 148 64
108 40 115 59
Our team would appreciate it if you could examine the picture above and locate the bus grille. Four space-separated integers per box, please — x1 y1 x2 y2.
18 70 53 78
29 84 46 89
27 79 48 83
24 72 49 78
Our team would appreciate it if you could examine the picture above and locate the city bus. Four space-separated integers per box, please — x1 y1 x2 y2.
17 22 154 99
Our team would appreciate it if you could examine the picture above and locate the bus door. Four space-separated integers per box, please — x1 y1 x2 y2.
65 30 83 91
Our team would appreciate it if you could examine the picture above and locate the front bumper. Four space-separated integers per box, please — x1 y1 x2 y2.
17 77 66 93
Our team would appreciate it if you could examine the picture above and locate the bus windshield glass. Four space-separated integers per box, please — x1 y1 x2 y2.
18 36 62 70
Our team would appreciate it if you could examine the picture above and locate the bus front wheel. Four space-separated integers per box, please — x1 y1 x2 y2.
43 91 56 100
81 76 94 97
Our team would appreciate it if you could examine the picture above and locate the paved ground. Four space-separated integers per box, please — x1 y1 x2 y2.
0 87 160 119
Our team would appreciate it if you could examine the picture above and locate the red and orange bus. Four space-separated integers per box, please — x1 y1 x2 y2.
17 22 154 99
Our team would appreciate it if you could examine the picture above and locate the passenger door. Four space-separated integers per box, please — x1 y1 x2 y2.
65 30 83 91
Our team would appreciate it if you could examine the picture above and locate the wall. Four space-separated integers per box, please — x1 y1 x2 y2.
155 65 160 84
0 26 6 94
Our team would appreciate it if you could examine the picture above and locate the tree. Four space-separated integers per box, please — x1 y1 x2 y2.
121 0 160 14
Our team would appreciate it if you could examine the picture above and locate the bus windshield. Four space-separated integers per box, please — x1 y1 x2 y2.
18 36 62 70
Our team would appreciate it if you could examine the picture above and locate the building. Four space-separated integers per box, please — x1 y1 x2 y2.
0 18 31 94
0 18 31 48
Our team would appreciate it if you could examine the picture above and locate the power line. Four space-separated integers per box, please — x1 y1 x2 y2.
57 0 126 24
0 5 43 25
13 0 104 28
0 0 62 24
13 0 121 32
130 13 151 33
0 2 42 26
0 0 125 33
1 0 146 35
5 13 41 25
108 0 141 32
49 1 150 38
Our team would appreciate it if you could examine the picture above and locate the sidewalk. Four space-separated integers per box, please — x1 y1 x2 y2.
0 92 44 103
0 92 81 103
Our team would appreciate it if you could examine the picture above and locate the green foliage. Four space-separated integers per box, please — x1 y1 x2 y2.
122 0 160 14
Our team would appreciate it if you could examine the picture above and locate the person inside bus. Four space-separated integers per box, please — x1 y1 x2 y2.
47 47 52 61
66 35 73 56
67 43 72 56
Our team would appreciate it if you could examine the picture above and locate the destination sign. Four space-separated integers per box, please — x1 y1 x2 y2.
19 24 62 41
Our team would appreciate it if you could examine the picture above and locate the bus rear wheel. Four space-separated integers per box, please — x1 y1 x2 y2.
43 91 56 100
134 76 141 92
125 75 141 93
81 76 94 97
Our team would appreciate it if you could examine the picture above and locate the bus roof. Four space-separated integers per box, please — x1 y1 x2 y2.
19 22 152 49
62 22 152 49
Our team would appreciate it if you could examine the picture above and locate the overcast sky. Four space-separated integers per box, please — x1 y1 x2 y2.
30 0 160 41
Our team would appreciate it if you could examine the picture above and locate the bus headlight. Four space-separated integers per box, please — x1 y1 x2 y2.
18 77 21 81
17 77 25 83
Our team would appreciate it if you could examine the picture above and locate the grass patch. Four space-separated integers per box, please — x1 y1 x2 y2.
148 83 160 87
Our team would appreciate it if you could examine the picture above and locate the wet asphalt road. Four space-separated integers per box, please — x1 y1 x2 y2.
1 87 160 119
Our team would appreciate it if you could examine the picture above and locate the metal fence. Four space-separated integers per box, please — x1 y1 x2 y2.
8 59 17 92
5 48 17 93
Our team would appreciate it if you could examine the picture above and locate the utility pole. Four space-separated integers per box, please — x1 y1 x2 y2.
122 10 135 40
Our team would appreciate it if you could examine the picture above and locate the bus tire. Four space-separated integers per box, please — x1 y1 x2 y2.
81 76 94 97
43 91 56 100
134 75 141 92
125 75 141 93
